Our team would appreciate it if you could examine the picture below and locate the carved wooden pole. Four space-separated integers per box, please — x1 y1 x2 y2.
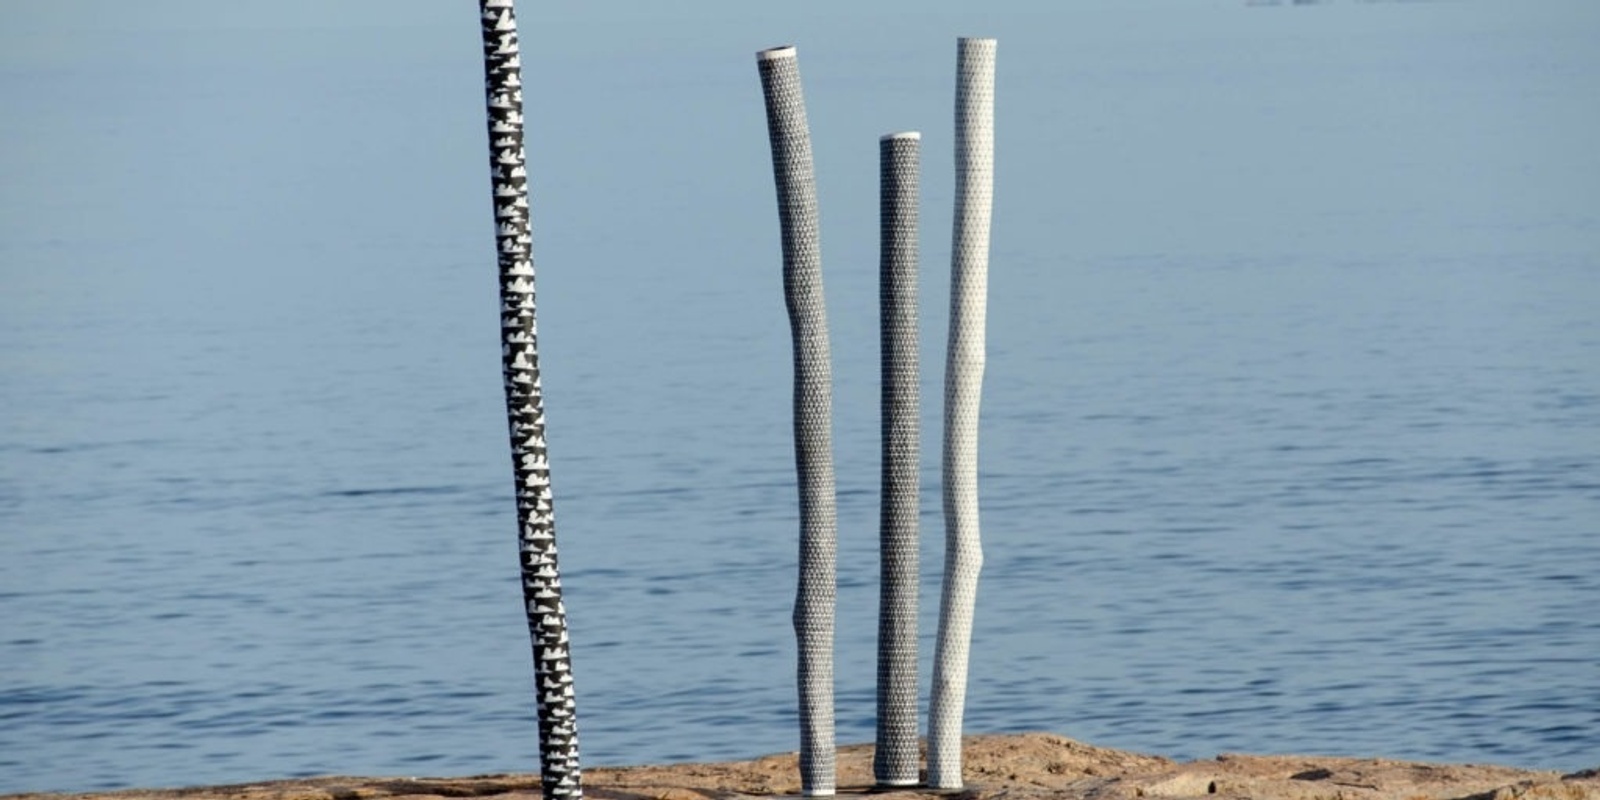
875 131 922 789
928 36 996 792
757 45 839 798
478 3 582 798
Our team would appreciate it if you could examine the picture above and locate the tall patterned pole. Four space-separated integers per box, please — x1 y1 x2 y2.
757 45 838 798
928 36 996 792
479 2 582 798
875 131 922 789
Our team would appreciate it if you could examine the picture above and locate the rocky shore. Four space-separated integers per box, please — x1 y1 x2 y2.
8 733 1597 800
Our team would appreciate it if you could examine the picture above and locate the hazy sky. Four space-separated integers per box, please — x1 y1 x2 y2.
6 0 1595 260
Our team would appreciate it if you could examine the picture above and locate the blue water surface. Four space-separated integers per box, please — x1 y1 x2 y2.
2 0 1597 793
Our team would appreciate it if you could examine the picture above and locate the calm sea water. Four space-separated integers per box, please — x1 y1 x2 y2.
2 1 1597 793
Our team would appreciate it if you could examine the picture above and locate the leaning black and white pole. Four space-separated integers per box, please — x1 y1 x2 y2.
874 131 922 790
478 2 582 799
757 45 839 798
928 36 996 792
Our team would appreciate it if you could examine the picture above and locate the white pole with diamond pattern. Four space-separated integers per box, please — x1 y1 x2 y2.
928 36 996 792
757 45 838 798
875 131 922 789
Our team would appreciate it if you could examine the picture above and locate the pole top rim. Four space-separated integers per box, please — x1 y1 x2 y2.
757 45 798 61
880 131 922 141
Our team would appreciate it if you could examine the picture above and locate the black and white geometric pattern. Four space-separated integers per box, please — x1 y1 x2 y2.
929 36 997 792
479 2 582 798
757 45 839 798
875 132 922 789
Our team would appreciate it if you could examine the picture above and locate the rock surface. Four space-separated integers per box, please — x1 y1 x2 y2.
7 733 1597 800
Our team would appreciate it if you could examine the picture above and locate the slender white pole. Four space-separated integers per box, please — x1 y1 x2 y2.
875 131 922 789
478 3 582 799
757 45 838 798
928 36 996 792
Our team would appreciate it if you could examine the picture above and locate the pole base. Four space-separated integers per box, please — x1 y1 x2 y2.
869 781 921 793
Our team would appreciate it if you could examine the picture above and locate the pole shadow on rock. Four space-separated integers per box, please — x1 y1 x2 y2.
479 2 581 798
